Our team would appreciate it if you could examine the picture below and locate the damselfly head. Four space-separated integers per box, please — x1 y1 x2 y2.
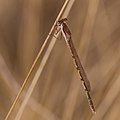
57 18 67 26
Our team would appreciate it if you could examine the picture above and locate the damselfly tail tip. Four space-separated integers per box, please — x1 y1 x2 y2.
92 109 96 114
90 104 96 114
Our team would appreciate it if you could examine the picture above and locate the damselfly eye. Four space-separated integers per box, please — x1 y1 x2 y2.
63 18 67 21
57 21 61 26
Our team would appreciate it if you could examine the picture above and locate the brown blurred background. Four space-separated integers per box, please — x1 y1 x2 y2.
0 0 120 120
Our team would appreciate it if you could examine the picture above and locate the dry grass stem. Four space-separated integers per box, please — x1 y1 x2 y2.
14 0 75 120
4 0 71 119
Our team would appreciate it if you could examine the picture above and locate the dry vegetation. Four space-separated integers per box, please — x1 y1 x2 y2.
0 0 120 120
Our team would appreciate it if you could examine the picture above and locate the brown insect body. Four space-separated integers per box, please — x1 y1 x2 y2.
55 18 96 114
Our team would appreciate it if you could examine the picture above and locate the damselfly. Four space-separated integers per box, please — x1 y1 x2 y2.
55 18 96 114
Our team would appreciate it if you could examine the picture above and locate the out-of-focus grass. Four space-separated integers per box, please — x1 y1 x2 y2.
0 0 120 120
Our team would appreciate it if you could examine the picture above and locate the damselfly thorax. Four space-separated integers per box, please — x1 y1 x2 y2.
55 18 71 41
